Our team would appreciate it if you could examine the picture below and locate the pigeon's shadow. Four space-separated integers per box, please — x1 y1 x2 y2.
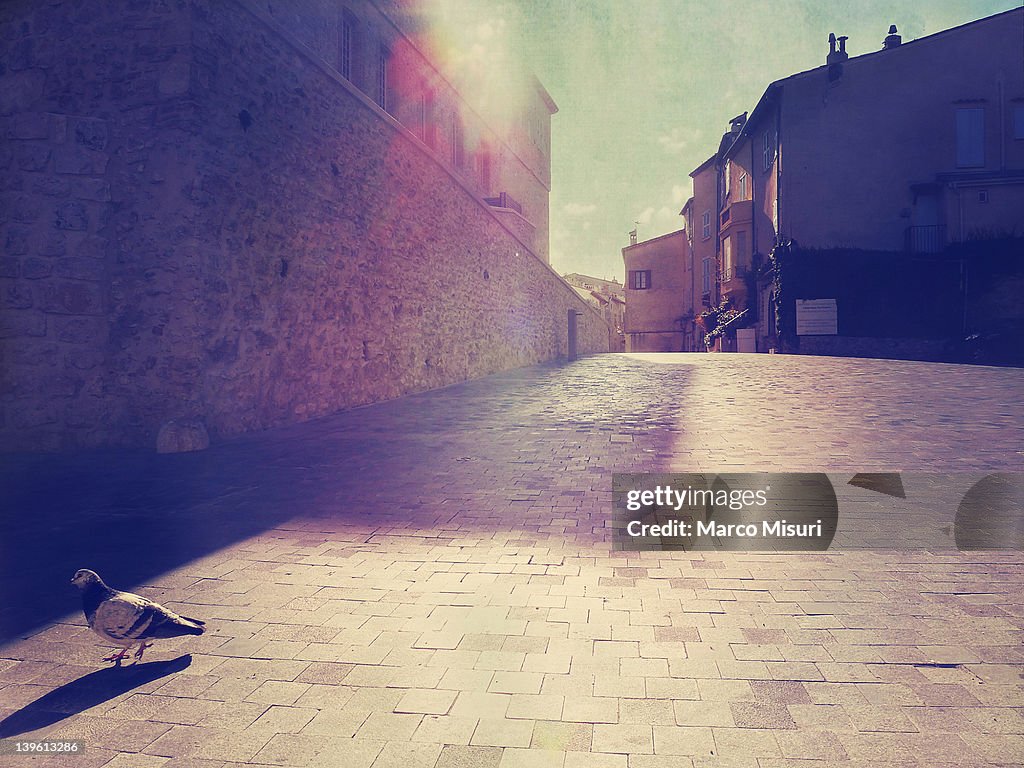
0 654 191 738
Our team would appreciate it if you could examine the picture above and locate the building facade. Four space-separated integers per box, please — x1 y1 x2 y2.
563 273 626 351
0 0 607 451
622 229 692 352
686 8 1024 356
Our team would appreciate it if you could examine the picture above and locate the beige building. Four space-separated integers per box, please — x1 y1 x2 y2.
0 0 607 451
340 0 559 262
622 229 692 352
563 273 625 351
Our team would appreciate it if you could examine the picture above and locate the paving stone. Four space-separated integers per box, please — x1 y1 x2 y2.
591 724 654 754
3 354 1023 768
531 721 593 751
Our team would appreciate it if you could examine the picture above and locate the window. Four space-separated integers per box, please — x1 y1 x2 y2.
340 12 357 82
377 45 390 112
475 145 492 191
702 258 712 293
701 211 711 240
630 270 651 290
762 131 773 171
451 114 464 169
722 236 732 276
421 89 435 148
738 172 747 201
956 108 984 168
772 198 778 232
1015 106 1024 140
723 159 731 196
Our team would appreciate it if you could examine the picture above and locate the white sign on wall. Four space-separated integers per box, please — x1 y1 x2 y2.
795 298 838 336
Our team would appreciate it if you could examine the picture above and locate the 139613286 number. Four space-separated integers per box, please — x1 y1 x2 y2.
0 739 85 755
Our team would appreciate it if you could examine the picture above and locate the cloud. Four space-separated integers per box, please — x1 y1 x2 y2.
670 184 690 206
636 207 655 225
657 129 687 154
563 202 597 216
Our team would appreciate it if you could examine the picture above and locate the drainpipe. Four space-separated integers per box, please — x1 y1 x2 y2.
775 97 783 242
999 78 1005 171
750 124 758 330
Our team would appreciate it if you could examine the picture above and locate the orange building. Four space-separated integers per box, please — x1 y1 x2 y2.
622 230 693 352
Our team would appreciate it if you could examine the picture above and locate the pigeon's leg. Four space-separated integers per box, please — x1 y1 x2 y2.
103 647 130 663
133 641 153 661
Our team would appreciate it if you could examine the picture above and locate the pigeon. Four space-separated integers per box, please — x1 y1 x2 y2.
71 569 205 663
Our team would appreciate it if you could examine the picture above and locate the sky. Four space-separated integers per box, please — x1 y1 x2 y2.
428 0 1020 281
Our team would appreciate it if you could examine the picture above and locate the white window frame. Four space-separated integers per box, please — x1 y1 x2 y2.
762 131 773 171
701 211 711 240
738 172 747 201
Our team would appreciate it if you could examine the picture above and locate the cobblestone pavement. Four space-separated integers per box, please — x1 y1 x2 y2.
2 353 1023 767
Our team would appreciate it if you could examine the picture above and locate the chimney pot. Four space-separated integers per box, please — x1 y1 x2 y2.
883 24 902 49
827 32 849 65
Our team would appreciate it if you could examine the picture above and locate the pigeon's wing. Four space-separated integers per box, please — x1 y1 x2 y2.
94 592 202 643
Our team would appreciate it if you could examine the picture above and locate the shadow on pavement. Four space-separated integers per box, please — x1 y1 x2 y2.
1 357 693 643
0 655 192 738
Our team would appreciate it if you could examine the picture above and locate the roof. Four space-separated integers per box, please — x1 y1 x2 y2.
689 155 717 178
622 227 687 254
726 6 1024 156
532 74 559 115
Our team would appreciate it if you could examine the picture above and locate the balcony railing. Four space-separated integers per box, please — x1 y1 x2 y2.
720 265 747 283
484 192 523 216
905 225 946 254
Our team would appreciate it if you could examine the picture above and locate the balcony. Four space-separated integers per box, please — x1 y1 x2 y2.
484 191 523 216
720 199 753 233
905 225 946 254
720 264 748 284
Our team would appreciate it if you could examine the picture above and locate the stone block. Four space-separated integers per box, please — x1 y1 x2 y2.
158 57 191 96
3 227 30 255
74 236 107 260
0 70 46 115
31 174 69 196
22 258 52 279
55 146 109 175
3 282 33 309
54 316 105 344
0 312 46 338
55 257 105 282
16 144 50 171
0 258 19 278
71 117 108 151
70 178 111 201
156 419 210 453
7 195 40 223
38 280 104 315
6 112 50 140
54 201 89 231
64 347 103 370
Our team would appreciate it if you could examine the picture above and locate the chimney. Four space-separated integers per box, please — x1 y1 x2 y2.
826 32 849 65
883 24 902 49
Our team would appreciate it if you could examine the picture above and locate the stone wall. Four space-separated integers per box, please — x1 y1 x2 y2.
0 0 607 452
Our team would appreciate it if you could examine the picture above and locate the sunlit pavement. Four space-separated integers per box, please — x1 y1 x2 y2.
2 353 1023 767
